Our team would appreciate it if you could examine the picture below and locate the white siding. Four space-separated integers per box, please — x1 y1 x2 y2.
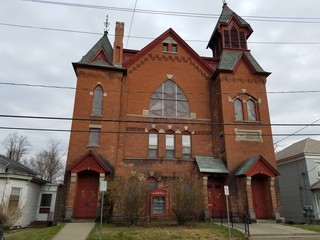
21 182 41 227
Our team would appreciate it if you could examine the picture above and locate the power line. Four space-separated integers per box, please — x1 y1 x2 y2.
2 22 320 45
0 125 319 137
1 114 320 127
23 0 320 24
1 81 320 95
126 0 138 48
274 117 320 145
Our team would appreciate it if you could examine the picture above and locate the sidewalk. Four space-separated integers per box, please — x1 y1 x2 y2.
53 222 95 240
233 222 320 240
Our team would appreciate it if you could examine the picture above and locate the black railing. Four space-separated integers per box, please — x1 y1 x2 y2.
211 209 250 237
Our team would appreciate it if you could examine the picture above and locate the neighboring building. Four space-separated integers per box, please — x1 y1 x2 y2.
277 138 320 223
0 155 62 227
65 3 281 222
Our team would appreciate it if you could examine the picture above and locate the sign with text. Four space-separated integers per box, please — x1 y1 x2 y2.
100 180 107 192
224 185 229 196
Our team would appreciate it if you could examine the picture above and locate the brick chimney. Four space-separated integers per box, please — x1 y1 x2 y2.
113 22 124 65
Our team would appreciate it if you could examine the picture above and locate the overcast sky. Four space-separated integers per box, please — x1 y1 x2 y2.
0 0 320 159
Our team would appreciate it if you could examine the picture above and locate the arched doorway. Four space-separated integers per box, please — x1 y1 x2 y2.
251 174 272 219
74 170 99 219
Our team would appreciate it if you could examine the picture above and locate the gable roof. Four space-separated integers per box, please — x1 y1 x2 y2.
276 138 320 160
235 155 279 177
66 150 114 177
73 32 126 74
216 51 270 75
0 154 38 176
123 28 213 75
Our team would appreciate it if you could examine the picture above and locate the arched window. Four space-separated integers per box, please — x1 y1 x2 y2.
149 80 189 118
92 85 103 115
148 130 158 158
165 130 175 158
234 99 244 121
247 100 257 121
147 177 158 190
182 132 191 159
230 26 239 48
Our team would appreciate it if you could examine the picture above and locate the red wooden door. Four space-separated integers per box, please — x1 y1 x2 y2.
208 181 225 218
74 171 99 219
252 175 268 219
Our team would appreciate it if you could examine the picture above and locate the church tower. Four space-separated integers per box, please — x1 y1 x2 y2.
208 3 281 222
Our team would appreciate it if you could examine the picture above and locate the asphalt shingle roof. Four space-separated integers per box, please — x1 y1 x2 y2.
78 32 114 67
217 51 267 74
0 154 38 176
276 138 320 160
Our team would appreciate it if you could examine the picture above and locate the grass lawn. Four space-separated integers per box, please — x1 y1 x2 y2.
5 223 65 240
291 224 320 233
87 223 246 240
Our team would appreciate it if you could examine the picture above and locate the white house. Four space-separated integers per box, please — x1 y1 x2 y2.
0 155 62 228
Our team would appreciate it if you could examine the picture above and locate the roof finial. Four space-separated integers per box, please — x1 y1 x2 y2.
222 0 227 8
104 15 110 34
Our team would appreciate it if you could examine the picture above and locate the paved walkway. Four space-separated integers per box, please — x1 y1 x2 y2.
52 222 95 240
233 222 320 240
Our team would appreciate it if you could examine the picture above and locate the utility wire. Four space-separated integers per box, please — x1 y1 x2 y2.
274 117 320 145
1 81 320 95
0 114 320 127
0 125 319 137
2 22 320 45
126 0 138 48
23 0 320 24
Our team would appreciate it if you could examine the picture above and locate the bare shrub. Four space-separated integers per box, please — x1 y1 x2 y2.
0 202 23 228
170 174 205 225
110 177 148 225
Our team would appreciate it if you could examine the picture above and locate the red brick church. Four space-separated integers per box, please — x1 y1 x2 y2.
64 3 281 222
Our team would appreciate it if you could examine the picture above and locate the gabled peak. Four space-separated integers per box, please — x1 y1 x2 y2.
219 4 250 27
77 33 114 67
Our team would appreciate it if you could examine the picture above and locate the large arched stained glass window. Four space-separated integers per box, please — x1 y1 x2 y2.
149 80 189 118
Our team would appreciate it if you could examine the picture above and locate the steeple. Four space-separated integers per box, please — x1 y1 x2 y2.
207 4 253 58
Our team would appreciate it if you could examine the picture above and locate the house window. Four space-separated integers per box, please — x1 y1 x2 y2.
92 85 103 115
247 100 257 121
149 80 190 118
147 177 158 190
39 194 52 214
165 131 175 158
89 128 100 146
148 131 158 158
172 44 177 52
182 133 191 159
9 187 21 208
234 99 244 121
163 43 168 52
